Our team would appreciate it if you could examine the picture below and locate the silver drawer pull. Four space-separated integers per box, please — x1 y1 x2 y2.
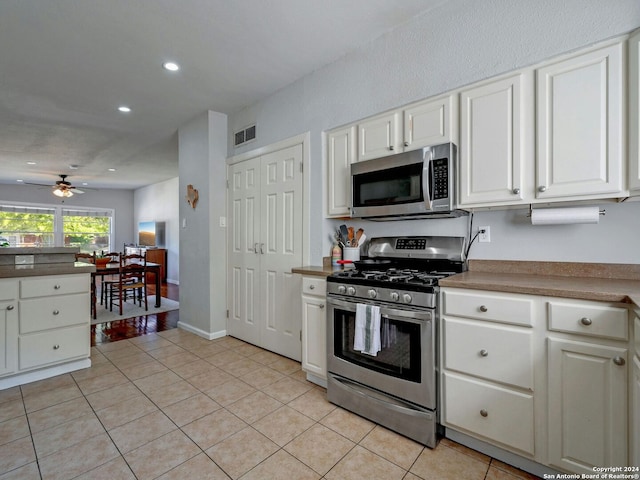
53 310 60 315
479 349 489 357
319 304 325 309
309 285 315 290
580 317 592 326
613 356 625 366
54 285 61 290
6 305 14 311
479 305 488 312
480 409 488 417
53 345 60 350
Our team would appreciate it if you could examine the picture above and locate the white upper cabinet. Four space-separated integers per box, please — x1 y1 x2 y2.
536 42 625 199
458 72 533 207
629 29 640 193
358 95 456 162
403 95 457 151
327 126 357 217
358 111 402 161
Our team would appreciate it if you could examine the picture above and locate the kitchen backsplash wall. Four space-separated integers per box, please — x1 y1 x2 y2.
227 0 640 266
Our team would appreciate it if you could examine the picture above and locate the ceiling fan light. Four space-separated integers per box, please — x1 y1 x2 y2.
53 188 73 198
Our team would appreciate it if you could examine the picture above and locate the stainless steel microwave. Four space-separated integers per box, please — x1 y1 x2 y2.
350 142 461 220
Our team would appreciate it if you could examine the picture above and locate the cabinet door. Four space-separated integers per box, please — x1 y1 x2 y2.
0 300 18 377
630 29 640 193
459 73 533 206
327 126 356 217
403 95 456 151
547 337 628 474
633 355 640 469
358 111 401 161
536 42 624 199
301 293 326 379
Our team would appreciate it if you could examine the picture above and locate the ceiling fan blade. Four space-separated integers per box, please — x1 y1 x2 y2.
23 182 52 187
71 188 85 194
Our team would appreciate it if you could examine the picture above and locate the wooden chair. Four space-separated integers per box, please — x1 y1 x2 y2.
98 251 120 306
75 252 96 318
109 252 148 315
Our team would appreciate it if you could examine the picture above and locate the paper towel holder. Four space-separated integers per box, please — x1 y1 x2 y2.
525 205 606 217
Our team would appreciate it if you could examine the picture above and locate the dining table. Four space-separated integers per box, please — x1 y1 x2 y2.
91 261 162 319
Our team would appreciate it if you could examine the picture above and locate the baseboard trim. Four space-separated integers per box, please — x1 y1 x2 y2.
177 321 226 341
0 358 91 390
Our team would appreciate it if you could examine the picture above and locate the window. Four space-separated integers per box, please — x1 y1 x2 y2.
0 202 113 253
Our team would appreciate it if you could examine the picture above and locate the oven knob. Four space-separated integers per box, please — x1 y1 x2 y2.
390 292 399 301
337 285 346 294
347 286 356 296
402 293 412 304
368 289 377 299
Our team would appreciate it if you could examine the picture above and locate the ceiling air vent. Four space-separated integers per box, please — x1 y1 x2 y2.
234 124 256 147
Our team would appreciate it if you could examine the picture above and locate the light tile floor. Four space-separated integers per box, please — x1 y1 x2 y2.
0 330 542 480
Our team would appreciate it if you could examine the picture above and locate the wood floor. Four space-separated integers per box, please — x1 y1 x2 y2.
91 282 180 346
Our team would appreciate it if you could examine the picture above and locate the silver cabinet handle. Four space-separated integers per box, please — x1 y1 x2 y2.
580 317 592 326
512 188 520 195
54 285 61 290
53 310 60 315
538 186 547 192
389 145 394 151
309 285 315 290
254 243 259 254
613 356 625 366
53 345 60 350
479 305 488 312
404 141 409 147
260 243 265 254
480 409 488 417
6 305 14 311
480 349 489 357
319 304 325 309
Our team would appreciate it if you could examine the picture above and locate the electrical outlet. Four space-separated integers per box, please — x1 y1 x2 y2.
479 226 491 243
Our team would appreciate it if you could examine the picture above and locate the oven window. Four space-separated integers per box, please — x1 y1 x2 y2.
333 309 421 382
353 163 424 207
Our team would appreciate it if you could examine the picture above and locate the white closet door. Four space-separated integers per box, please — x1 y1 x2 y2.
227 157 261 345
259 144 303 360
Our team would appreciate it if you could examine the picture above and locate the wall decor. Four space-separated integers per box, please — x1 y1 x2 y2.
186 184 199 209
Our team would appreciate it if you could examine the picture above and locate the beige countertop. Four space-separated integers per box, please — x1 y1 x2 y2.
291 265 346 277
440 260 640 307
0 262 95 278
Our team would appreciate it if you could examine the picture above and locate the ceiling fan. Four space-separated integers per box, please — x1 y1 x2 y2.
25 174 85 197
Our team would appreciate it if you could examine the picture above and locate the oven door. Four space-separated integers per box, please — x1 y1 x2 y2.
326 296 435 409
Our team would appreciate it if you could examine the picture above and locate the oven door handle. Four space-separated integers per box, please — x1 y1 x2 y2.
327 298 432 323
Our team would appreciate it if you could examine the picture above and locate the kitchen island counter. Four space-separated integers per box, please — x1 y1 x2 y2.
0 262 95 278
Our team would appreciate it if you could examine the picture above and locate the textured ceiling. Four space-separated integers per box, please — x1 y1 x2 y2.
0 0 445 192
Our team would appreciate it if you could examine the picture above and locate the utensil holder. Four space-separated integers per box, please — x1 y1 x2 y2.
342 247 360 262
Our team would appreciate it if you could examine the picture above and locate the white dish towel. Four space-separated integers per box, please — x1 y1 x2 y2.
354 303 381 356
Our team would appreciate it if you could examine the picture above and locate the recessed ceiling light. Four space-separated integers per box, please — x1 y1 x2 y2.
118 106 131 113
69 164 79 170
163 61 180 72
82 182 88 186
27 161 36 165
16 179 23 183
108 168 116 172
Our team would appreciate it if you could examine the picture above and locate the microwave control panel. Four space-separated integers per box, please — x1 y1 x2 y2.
432 158 449 200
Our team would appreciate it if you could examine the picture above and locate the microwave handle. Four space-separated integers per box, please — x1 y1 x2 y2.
422 149 433 210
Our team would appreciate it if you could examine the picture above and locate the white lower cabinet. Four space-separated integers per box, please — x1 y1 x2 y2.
300 276 327 385
0 279 19 378
0 273 91 389
547 337 628 473
441 287 634 475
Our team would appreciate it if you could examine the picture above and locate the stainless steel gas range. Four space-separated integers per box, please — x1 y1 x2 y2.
326 236 466 447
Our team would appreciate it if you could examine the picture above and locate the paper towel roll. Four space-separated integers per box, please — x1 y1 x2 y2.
530 206 600 225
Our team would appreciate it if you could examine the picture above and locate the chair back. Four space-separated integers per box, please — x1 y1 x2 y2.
119 252 147 283
75 252 96 264
101 251 120 263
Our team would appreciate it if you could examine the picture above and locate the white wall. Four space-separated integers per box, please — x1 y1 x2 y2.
0 183 135 250
227 0 640 265
178 111 227 338
134 177 180 284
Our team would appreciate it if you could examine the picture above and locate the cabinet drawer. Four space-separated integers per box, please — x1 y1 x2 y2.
443 318 533 390
443 372 534 455
442 290 534 326
19 324 89 371
302 277 326 296
20 274 89 299
635 315 640 357
20 293 89 333
548 301 628 341
0 279 18 301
